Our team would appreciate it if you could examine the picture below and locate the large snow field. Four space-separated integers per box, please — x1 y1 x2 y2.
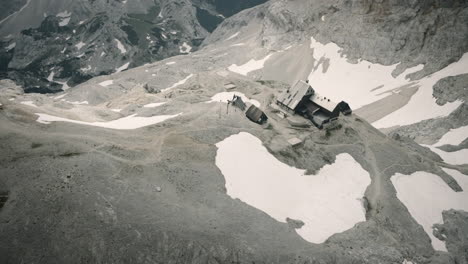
207 92 260 107
215 132 371 244
35 112 181 130
421 126 468 165
433 125 468 147
391 168 468 251
307 37 466 128
228 54 273 76
423 145 468 165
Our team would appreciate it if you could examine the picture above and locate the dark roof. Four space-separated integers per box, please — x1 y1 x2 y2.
246 105 267 123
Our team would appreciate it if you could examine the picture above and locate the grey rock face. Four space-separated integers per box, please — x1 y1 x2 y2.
0 0 267 93
206 0 468 77
433 210 468 264
433 74 468 106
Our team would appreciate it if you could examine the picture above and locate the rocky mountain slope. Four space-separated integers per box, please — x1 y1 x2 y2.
1 0 468 263
0 0 267 93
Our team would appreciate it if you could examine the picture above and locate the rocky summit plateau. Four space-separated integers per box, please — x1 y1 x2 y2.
0 1 468 264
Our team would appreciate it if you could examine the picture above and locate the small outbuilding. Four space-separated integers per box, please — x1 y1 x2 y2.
230 95 246 111
337 101 352 115
224 83 237 90
246 105 268 124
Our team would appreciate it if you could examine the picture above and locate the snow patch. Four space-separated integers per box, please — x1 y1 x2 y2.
115 39 127 54
65 100 89 105
228 54 273 76
36 113 182 130
391 169 468 251
215 132 371 244
161 74 194 92
5 42 16 51
115 62 130 73
59 17 71 26
47 71 55 82
226 32 239 41
54 94 67 100
75 42 86 50
99 80 113 87
21 101 38 107
230 43 245 47
179 42 192 54
207 92 260 107
143 102 166 108
166 61 176 65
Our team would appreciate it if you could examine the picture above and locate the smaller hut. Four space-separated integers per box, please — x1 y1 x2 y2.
337 101 352 115
230 95 246 111
246 105 268 124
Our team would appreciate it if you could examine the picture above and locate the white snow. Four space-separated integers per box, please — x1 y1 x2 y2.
321 15 325 22
59 17 71 27
100 51 106 57
9 98 15 101
81 65 92 72
56 80 70 90
161 74 194 92
215 132 371 244
53 94 67 100
75 41 86 50
391 168 468 251
76 53 85 58
47 71 55 82
115 39 127 54
65 100 89 105
422 145 468 165
35 112 182 130
143 102 166 108
99 80 113 87
20 101 38 107
230 43 245 47
373 54 468 128
5 42 16 51
207 92 261 107
61 47 66 53
307 37 467 128
170 31 177 35
115 62 130 73
179 42 192 54
420 125 468 165
78 20 85 25
56 11 71 18
226 32 239 41
434 125 468 147
228 54 273 76
111 109 122 113
166 61 176 65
